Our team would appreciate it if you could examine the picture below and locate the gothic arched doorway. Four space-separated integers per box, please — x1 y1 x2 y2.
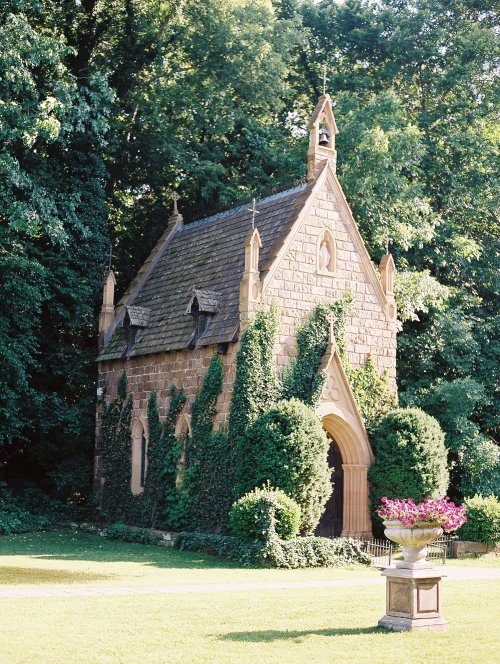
316 435 344 538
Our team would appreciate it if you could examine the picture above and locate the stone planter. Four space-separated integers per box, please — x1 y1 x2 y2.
379 521 448 632
383 520 443 569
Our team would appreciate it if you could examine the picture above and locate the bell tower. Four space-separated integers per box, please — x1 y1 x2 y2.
307 94 339 182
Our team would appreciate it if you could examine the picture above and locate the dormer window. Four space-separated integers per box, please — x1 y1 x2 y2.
122 305 151 357
185 287 219 348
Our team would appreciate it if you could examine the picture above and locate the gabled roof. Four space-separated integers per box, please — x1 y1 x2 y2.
98 183 312 361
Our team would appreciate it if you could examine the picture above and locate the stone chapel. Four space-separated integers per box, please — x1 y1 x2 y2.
95 95 398 539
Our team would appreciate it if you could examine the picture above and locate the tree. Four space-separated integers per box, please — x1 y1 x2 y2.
0 2 112 497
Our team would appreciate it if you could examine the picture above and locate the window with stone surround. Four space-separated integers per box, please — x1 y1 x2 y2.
175 414 192 488
131 420 147 494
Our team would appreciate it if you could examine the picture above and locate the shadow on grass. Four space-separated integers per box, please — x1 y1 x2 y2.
221 627 380 642
0 566 112 585
0 531 239 571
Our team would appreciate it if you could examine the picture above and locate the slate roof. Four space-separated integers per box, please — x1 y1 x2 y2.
98 183 312 361
125 305 151 327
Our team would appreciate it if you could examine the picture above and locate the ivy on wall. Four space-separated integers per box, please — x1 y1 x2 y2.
229 307 280 496
229 307 280 445
282 294 353 406
99 371 133 520
185 355 230 531
347 356 397 430
143 386 186 528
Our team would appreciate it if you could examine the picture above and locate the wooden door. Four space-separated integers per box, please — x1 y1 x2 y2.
315 435 344 538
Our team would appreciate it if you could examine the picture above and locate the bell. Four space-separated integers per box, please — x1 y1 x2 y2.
318 126 330 147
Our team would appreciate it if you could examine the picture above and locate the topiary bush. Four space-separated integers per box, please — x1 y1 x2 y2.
458 495 500 544
236 398 331 535
230 486 301 541
368 408 449 536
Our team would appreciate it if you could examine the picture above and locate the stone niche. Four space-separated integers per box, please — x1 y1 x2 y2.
378 567 448 632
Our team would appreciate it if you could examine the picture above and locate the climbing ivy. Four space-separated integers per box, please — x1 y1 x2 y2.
99 371 133 520
229 308 280 442
282 294 353 406
347 356 397 430
185 354 228 531
229 307 280 496
143 386 186 528
282 295 395 425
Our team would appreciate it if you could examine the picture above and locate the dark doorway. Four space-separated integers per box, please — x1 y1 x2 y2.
315 434 344 538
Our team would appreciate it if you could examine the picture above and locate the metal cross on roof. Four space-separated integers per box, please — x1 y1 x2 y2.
247 197 260 230
171 191 180 216
322 65 330 96
107 244 116 272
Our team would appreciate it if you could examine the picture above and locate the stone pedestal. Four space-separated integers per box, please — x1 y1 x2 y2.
378 567 448 632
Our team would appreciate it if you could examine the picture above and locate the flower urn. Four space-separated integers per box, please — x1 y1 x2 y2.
383 520 443 568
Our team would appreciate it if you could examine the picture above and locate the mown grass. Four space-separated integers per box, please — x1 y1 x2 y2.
0 532 498 664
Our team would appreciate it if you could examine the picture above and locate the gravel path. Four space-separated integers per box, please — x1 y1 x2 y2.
0 566 498 599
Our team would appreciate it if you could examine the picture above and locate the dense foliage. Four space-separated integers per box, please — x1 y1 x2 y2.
458 495 500 545
174 531 371 568
1 0 497 503
237 399 331 535
230 308 280 446
368 408 449 536
185 356 230 532
99 372 133 520
230 486 301 541
0 492 51 534
282 297 351 406
143 386 186 528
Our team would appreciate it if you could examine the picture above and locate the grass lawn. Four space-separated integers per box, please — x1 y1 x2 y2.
0 531 499 664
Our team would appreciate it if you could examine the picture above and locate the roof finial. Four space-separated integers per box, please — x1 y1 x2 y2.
247 197 260 230
172 191 180 216
385 233 390 255
107 244 116 273
322 65 330 96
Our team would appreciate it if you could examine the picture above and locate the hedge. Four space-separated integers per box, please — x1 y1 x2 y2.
174 532 372 568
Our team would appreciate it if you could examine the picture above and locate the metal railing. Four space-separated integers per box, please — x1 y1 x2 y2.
361 538 393 567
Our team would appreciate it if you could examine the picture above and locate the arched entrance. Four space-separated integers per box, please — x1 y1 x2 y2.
316 401 374 539
316 434 344 537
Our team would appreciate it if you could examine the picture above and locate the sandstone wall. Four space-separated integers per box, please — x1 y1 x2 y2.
262 177 397 388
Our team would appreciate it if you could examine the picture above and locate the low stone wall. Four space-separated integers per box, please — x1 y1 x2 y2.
450 540 498 558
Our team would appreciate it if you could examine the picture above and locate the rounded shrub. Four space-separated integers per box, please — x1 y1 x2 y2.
236 398 331 535
368 408 449 536
458 495 500 544
230 486 301 541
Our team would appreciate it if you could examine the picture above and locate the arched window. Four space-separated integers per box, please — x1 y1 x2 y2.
131 420 147 494
175 414 192 489
317 230 336 274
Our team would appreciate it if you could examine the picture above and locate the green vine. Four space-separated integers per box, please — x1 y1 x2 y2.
229 307 280 496
99 371 133 520
282 296 396 425
143 385 186 528
229 307 279 435
347 356 397 430
282 293 353 406
185 355 228 531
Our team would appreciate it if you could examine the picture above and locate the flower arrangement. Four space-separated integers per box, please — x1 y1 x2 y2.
377 497 467 533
